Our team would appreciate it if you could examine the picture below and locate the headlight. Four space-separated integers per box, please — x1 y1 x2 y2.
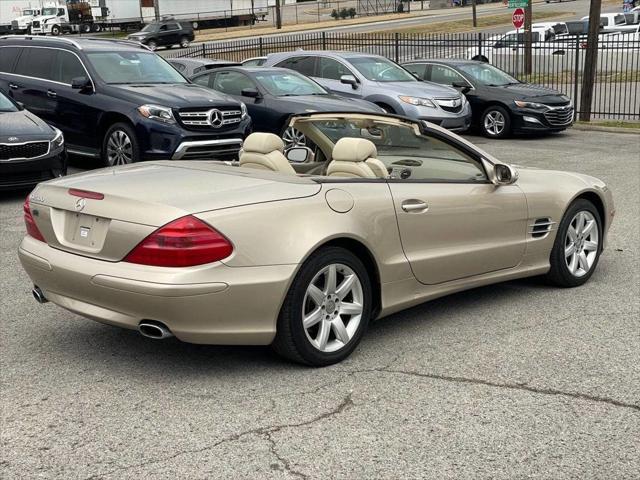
399 96 436 108
240 102 248 119
514 100 547 110
137 104 175 124
51 127 64 149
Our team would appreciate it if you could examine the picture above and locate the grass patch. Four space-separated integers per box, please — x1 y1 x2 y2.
577 120 640 129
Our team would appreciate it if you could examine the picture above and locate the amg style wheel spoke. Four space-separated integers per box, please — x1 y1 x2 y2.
307 284 325 305
339 302 362 316
335 274 356 301
315 320 330 351
303 307 323 329
325 264 337 295
331 318 350 344
583 240 598 252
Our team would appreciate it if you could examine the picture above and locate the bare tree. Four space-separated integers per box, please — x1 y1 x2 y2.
275 0 282 29
580 0 602 121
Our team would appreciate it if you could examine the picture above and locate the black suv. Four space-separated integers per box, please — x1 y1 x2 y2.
0 37 251 165
127 20 195 51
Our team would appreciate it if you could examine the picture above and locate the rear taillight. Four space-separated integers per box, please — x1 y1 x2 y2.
123 215 233 267
23 196 45 242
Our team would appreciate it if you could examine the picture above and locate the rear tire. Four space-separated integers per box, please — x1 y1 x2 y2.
545 199 603 287
180 36 190 48
146 39 158 51
51 25 60 36
102 122 140 166
272 247 372 366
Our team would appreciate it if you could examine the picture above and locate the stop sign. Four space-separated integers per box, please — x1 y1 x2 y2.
512 8 525 29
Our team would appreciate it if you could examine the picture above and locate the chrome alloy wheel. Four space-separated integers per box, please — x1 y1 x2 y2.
302 263 364 353
282 127 307 149
565 210 599 278
484 110 506 136
106 130 133 166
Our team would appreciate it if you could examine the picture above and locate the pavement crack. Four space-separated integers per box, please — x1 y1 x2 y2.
83 393 353 479
380 369 640 412
264 431 309 480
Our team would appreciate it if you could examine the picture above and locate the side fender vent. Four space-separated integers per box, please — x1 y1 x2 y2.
529 218 555 238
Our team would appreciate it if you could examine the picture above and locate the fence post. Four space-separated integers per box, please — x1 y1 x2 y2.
394 32 400 63
573 34 580 115
201 43 206 58
322 31 327 50
477 32 483 59
259 37 264 56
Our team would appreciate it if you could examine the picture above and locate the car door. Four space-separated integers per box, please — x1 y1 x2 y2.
8 46 56 122
314 56 362 98
379 124 528 284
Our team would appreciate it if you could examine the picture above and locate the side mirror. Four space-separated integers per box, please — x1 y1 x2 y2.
240 87 260 98
16 101 25 111
71 76 92 91
286 146 314 163
483 159 518 185
452 80 471 93
340 74 358 89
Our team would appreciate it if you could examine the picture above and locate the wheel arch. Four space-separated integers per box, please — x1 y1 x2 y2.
97 112 135 139
570 190 607 231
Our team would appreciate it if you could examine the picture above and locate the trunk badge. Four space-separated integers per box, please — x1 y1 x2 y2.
75 198 86 212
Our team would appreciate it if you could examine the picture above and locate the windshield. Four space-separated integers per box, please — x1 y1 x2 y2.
254 71 326 96
87 52 186 84
141 23 159 32
0 92 18 113
42 7 58 15
22 9 35 15
457 63 519 86
348 56 416 82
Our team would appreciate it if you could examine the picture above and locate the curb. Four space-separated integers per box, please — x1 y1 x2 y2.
572 124 640 135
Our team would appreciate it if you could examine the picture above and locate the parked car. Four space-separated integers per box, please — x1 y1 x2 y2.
580 13 639 33
168 58 241 77
466 27 570 63
262 51 472 131
0 90 66 190
0 37 251 165
403 59 574 138
242 56 267 67
127 19 195 51
19 112 613 365
190 66 383 148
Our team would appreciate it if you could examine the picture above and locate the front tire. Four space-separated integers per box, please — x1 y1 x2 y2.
102 123 140 166
146 39 158 51
545 199 603 287
50 25 60 36
272 247 372 366
481 105 511 138
180 36 190 48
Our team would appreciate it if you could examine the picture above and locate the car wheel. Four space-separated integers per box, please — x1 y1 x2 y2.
272 247 372 366
481 105 511 138
472 55 489 63
81 23 91 33
281 126 307 148
545 199 603 287
102 123 139 166
376 103 395 114
180 36 190 48
146 40 158 51
51 25 60 36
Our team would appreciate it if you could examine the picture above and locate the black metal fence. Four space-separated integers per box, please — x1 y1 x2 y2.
169 31 640 120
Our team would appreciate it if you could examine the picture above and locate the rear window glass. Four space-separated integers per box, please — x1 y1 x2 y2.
14 47 54 80
0 47 21 73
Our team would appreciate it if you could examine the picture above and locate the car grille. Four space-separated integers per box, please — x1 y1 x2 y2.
11 20 19 29
0 141 49 161
177 107 243 131
32 20 40 28
544 106 574 126
435 98 464 114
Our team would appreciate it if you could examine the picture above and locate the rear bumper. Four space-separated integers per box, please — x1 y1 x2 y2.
0 150 67 191
19 236 296 345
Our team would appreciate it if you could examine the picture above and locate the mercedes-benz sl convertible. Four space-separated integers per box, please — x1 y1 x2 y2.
19 113 614 366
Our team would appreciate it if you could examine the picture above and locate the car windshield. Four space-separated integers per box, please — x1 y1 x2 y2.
0 93 17 112
457 63 519 86
254 71 327 96
141 23 159 32
42 7 58 15
86 52 187 84
348 56 416 82
23 9 35 15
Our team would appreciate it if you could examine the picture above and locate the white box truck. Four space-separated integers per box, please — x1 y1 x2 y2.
0 0 39 34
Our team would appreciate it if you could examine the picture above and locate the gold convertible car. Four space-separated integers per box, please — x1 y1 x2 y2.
19 113 614 366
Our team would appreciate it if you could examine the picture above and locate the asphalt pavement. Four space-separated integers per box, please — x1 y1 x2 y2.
1 129 639 479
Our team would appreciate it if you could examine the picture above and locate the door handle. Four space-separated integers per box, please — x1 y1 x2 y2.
9 83 19 89
401 200 428 213
47 90 57 98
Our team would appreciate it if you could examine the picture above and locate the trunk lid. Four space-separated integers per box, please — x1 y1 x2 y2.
29 162 320 261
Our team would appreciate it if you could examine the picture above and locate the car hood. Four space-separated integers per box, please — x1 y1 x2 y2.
127 32 149 38
490 83 570 104
0 110 55 142
107 83 240 109
274 94 382 113
373 80 461 98
33 162 322 226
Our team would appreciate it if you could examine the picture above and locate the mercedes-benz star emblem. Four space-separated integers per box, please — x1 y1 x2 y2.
208 109 223 128
75 198 86 212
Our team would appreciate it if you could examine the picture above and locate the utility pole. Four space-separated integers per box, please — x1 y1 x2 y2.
153 0 160 21
275 0 282 29
472 0 477 27
580 0 602 121
524 0 532 75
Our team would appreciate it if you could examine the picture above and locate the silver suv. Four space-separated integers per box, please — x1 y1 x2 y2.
263 51 472 132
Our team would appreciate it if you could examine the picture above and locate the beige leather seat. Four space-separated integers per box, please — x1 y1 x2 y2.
327 138 388 179
239 133 296 175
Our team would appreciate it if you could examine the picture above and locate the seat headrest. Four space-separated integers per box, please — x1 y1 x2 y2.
332 138 377 163
243 133 284 154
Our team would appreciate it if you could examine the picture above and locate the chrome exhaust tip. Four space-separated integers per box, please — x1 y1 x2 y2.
139 321 173 340
32 286 48 304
